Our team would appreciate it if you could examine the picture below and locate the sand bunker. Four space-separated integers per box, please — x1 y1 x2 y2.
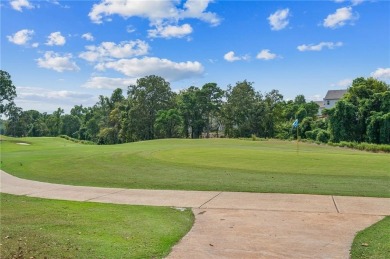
17 143 30 145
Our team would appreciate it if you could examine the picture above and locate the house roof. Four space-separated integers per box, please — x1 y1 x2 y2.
324 89 347 100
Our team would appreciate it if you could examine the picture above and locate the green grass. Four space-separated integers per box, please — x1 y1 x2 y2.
350 217 390 259
1 136 389 197
0 193 194 259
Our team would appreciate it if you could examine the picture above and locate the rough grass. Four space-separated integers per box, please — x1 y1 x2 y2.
350 216 390 259
0 193 194 259
1 136 389 197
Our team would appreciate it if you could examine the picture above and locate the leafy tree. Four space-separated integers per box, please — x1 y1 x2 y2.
61 114 81 138
263 89 284 138
328 77 389 143
4 105 23 137
177 86 205 138
328 100 359 142
199 83 224 138
223 80 261 137
46 108 64 136
154 109 183 138
294 94 306 105
127 75 174 140
0 70 17 115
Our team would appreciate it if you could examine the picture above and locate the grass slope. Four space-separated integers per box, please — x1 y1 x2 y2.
0 193 194 259
350 216 390 259
1 136 389 197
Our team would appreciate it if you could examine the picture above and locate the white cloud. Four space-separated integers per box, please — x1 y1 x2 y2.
95 57 204 82
15 86 95 113
371 68 390 80
89 0 220 25
297 41 343 52
16 87 93 101
256 49 278 60
79 40 149 62
332 78 352 87
148 23 193 39
223 51 250 62
82 77 137 89
36 51 80 72
268 8 290 31
10 0 34 11
81 33 94 41
323 7 358 28
46 31 66 46
7 29 34 45
308 94 323 101
180 0 220 26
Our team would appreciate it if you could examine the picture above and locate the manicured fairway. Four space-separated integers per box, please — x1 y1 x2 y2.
1 136 389 197
0 193 194 258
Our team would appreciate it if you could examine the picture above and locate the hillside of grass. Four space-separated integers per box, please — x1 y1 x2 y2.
1 136 389 197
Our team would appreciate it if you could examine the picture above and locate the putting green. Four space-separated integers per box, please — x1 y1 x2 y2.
151 140 389 177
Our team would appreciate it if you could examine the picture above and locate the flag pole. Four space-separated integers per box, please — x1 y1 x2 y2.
296 122 299 155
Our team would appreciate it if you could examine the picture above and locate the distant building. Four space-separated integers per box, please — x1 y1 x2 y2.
323 89 348 109
315 101 325 116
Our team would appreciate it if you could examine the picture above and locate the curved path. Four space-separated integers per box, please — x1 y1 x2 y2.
1 170 389 258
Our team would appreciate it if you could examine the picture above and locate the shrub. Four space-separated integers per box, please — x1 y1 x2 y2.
316 130 330 143
59 135 95 145
328 141 390 153
305 131 314 140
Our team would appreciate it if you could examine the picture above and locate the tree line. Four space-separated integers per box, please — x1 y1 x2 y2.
1 70 389 145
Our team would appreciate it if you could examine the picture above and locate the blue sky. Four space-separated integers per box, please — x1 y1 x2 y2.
2 0 389 113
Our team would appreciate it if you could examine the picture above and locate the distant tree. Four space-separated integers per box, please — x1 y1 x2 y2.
61 114 81 138
4 105 23 136
294 94 306 105
46 108 64 136
177 86 205 138
263 89 284 138
328 77 390 143
328 100 359 142
200 83 224 138
127 75 174 140
223 80 259 137
154 109 183 138
0 70 17 115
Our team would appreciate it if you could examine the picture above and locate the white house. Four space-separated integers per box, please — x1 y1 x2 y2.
323 89 347 109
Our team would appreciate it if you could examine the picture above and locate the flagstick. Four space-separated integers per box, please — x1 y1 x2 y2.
296 123 299 155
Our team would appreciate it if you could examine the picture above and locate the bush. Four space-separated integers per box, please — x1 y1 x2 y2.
316 130 330 143
59 135 95 145
305 131 314 140
328 141 390 153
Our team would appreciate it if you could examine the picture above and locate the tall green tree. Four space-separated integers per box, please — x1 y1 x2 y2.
61 114 81 138
223 80 260 137
127 75 174 140
154 109 183 138
0 70 17 115
263 89 284 138
328 77 390 143
200 83 224 138
177 86 205 138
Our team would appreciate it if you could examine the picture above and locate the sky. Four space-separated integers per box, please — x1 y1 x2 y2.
2 0 390 113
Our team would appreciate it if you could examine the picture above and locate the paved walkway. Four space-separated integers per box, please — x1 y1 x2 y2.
1 170 389 258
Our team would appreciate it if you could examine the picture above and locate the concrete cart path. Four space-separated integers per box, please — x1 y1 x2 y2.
1 170 389 258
